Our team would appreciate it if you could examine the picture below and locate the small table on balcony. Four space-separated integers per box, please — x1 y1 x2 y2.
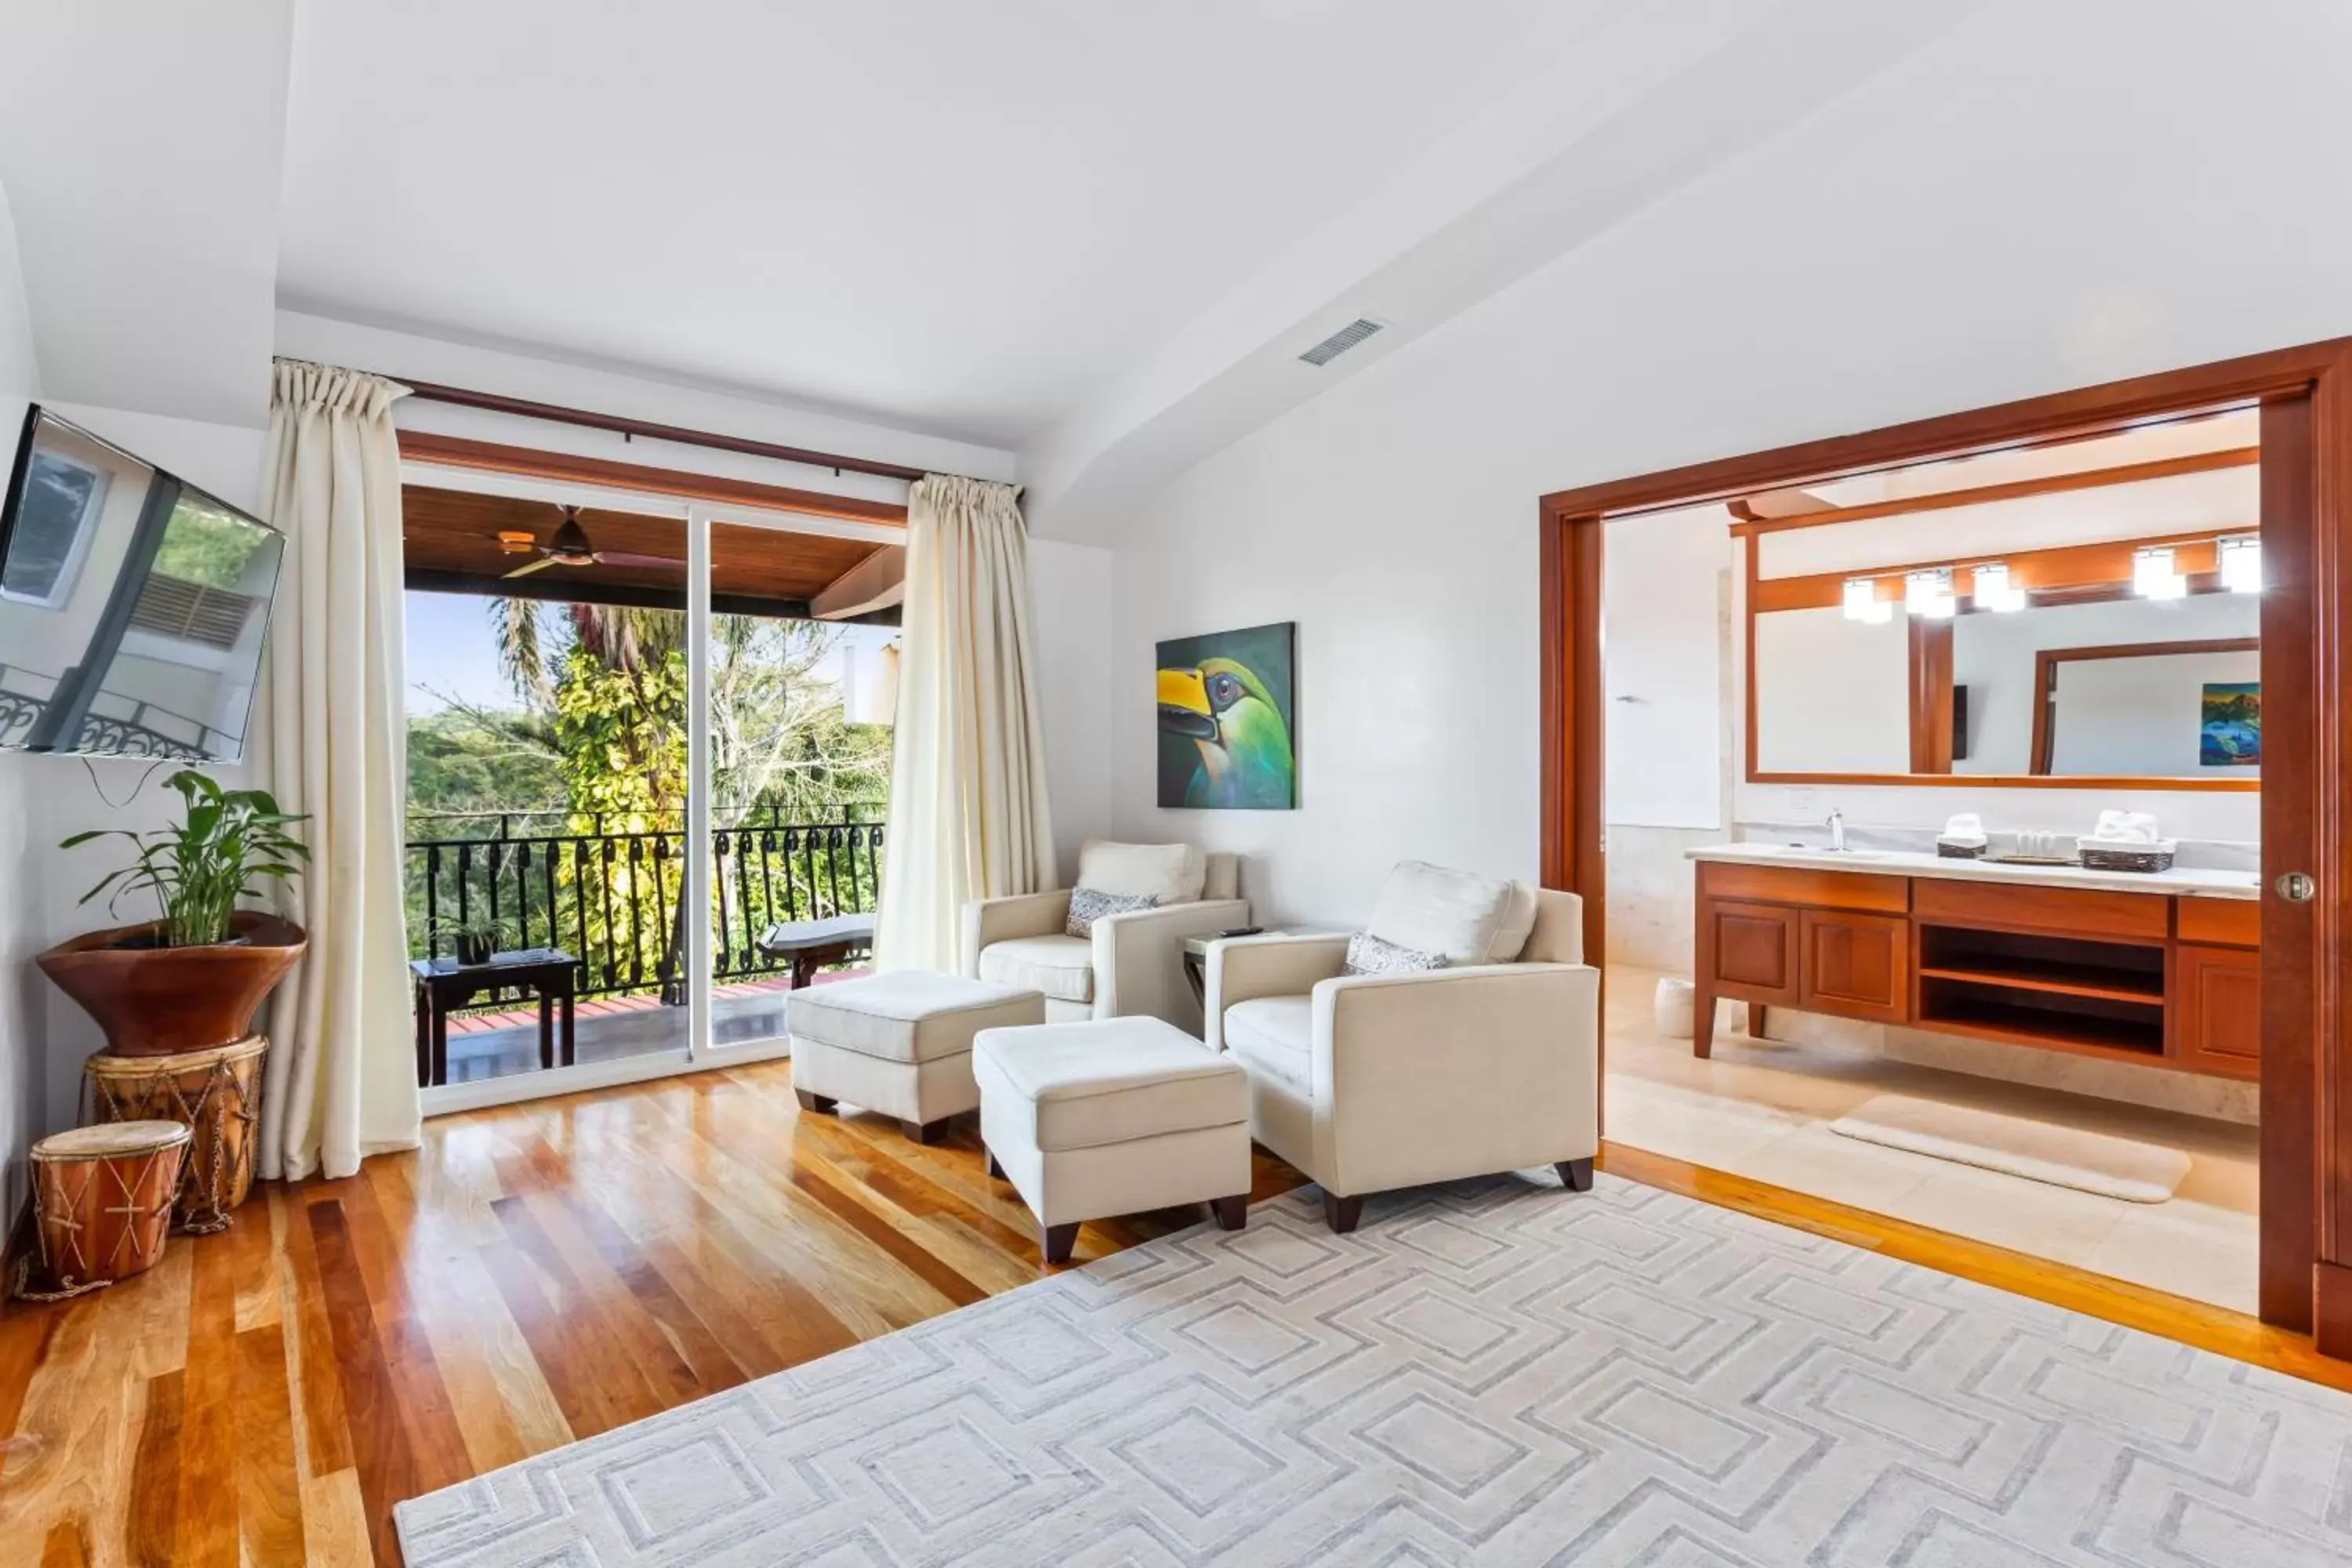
412 948 579 1087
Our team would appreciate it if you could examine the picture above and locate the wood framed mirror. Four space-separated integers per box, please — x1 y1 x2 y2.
1739 419 2262 790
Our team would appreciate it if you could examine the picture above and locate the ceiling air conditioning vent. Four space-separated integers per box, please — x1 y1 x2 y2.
1298 317 1387 367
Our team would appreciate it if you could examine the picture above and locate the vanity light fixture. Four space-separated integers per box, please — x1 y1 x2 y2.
2132 544 2188 601
1904 567 1957 619
1970 561 2027 613
1841 576 1893 624
2217 534 2263 594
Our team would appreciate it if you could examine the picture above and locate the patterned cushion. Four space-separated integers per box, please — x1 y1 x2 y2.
1343 930 1449 976
1065 886 1158 938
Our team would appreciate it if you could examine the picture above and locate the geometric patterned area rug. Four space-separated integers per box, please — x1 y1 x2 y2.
396 1172 2352 1566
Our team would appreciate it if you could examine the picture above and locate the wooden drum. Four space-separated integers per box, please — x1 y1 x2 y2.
28 1121 191 1293
85 1034 267 1234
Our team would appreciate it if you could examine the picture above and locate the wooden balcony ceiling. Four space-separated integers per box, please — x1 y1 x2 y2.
401 485 889 607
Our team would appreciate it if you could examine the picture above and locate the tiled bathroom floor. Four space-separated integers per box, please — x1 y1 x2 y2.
1603 964 2262 1314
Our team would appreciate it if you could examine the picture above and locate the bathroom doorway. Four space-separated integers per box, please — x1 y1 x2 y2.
1544 339 2352 1349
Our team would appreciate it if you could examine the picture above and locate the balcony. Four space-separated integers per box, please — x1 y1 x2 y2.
407 809 882 1084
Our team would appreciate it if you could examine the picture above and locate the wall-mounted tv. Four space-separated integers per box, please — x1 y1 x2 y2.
0 405 285 762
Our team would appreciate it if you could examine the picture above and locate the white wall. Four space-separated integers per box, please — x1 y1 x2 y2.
0 180 44 1231
1025 537 1115 872
1102 2 2336 922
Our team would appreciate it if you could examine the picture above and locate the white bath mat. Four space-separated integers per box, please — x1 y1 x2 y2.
1829 1093 2190 1203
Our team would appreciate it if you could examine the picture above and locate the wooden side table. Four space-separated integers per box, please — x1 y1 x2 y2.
411 948 578 1087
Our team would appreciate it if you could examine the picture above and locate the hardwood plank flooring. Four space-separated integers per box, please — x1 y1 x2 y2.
0 1057 2339 1564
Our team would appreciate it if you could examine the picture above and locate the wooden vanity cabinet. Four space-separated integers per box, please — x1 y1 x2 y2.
1798 910 1909 1023
1691 860 2259 1079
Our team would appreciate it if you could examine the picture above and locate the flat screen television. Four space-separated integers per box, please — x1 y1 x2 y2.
0 405 285 762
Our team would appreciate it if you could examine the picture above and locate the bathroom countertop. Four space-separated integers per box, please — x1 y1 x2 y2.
1686 841 2261 900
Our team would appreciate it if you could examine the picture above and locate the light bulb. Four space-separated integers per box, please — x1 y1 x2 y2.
2132 546 2187 601
2217 535 2262 594
1971 562 2027 613
1904 567 1956 619
1842 577 1891 623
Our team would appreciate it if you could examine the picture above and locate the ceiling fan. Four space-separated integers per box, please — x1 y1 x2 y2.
498 506 682 579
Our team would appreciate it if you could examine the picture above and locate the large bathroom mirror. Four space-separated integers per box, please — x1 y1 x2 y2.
1744 416 2262 789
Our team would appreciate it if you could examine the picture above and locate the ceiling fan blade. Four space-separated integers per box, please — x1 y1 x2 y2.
596 551 685 568
501 556 560 579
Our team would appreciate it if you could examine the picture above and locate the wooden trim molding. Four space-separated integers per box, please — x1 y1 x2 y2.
1543 334 2352 1345
397 431 911 528
2029 637 2260 775
1907 618 1954 773
1726 445 2258 537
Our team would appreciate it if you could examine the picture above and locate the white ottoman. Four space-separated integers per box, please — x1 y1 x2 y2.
974 1014 1252 1264
787 972 1044 1143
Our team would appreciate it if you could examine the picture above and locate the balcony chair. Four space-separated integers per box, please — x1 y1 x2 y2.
1203 861 1599 1232
961 840 1247 1031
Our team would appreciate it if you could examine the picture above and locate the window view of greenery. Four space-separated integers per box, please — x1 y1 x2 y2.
154 493 274 590
405 591 894 1003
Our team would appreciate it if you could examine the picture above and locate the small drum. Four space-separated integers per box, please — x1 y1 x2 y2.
27 1121 191 1294
85 1034 267 1234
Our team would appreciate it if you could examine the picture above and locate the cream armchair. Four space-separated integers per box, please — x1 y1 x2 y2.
1205 869 1597 1232
961 841 1248 1030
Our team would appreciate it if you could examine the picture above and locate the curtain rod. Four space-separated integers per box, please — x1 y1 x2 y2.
390 377 935 485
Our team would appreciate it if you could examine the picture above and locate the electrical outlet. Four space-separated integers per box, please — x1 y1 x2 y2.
1787 787 1817 818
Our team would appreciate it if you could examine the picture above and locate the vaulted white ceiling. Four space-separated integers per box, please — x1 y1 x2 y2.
275 0 1644 447
3 1 2008 529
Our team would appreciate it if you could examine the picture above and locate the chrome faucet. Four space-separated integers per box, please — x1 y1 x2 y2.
1827 809 1846 853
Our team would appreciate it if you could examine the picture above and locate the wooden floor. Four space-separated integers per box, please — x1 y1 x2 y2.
1 1060 2343 1566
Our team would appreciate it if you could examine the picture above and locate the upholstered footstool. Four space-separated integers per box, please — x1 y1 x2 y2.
973 1014 1252 1264
786 972 1044 1142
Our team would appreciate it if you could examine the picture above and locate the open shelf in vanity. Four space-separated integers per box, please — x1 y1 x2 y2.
1690 851 2261 1080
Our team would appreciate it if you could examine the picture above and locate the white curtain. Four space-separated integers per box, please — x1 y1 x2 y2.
258 361 421 1181
873 475 1057 971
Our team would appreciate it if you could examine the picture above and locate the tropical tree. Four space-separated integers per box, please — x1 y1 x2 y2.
407 594 891 985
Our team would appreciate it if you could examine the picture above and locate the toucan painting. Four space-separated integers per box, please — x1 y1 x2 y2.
1156 621 1297 808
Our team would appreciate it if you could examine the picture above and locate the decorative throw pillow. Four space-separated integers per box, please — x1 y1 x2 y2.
1066 887 1158 938
1343 930 1449 977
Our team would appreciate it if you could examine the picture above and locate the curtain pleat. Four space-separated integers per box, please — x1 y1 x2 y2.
873 475 1057 971
256 360 421 1181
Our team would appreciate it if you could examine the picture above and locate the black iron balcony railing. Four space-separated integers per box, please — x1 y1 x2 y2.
405 808 884 1005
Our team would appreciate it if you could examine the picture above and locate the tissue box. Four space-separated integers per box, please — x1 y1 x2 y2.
1936 840 1988 860
2077 840 2176 873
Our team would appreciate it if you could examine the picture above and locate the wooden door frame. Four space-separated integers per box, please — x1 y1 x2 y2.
1541 336 2352 1345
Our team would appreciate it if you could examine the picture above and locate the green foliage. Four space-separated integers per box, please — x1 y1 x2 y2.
61 770 309 946
402 595 893 991
152 495 270 590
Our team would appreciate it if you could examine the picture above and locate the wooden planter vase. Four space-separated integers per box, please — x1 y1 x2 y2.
38 912 307 1058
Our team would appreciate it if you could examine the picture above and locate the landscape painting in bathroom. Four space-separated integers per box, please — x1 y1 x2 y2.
1156 621 1296 808
2200 681 2259 767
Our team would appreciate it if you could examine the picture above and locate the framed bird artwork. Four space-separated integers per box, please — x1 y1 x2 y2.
1156 621 1297 808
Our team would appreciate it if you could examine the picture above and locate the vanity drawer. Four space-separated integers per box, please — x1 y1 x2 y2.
2176 897 2259 948
1913 878 2167 941
1699 862 1908 914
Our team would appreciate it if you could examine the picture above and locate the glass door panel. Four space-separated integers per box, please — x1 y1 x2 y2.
402 500 692 1086
699 517 896 1051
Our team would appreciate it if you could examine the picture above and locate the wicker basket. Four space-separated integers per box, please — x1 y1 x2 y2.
2078 843 2176 873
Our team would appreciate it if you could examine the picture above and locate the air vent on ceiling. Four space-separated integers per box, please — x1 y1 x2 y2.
1298 317 1387 367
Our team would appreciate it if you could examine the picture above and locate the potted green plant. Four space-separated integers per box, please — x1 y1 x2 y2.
430 912 518 967
38 770 310 1058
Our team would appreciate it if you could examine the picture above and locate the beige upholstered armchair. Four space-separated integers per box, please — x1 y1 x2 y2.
960 840 1248 1030
1204 862 1599 1232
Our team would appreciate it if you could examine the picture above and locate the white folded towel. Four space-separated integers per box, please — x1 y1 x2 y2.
1940 813 1987 847
2090 809 2161 845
